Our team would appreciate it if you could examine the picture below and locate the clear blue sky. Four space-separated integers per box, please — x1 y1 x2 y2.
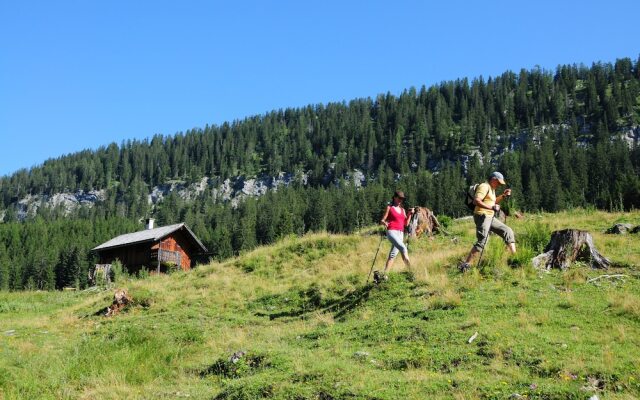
1 0 638 177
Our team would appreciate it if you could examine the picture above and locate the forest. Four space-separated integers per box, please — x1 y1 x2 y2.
0 57 639 290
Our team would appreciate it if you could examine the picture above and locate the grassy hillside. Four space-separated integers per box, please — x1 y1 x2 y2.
1 209 640 399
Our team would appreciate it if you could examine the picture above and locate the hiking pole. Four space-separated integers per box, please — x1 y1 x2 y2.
367 231 385 284
476 213 495 269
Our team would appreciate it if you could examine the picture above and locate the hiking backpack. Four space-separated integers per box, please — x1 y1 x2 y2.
465 184 479 211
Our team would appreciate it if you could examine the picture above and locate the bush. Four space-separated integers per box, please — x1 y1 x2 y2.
137 268 150 279
519 222 551 254
110 259 129 285
438 215 453 228
164 262 181 274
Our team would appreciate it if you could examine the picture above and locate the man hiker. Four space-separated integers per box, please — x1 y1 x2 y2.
377 190 413 282
459 172 516 272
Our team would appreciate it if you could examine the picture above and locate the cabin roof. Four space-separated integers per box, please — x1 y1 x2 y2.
92 223 208 253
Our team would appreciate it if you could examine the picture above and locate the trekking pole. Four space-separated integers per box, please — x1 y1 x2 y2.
366 231 385 284
476 213 495 269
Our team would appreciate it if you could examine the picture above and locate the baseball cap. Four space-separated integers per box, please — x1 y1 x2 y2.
394 190 406 199
489 171 506 185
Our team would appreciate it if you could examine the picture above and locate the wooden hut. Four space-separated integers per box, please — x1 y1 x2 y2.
92 219 208 275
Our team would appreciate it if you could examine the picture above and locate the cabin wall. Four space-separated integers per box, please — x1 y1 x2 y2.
151 232 193 271
97 243 152 274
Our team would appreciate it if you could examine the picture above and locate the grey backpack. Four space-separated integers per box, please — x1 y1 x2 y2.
465 184 479 211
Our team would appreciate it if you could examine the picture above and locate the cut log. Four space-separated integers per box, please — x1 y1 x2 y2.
532 229 611 270
407 207 442 239
105 288 132 317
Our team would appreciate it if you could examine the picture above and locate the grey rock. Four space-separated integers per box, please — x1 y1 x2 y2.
352 169 366 188
229 350 246 364
15 190 106 221
606 223 633 234
353 351 370 358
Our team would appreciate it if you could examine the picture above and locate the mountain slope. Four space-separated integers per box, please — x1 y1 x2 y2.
1 209 639 399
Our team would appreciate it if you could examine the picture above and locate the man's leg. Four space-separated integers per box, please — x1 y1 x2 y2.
489 218 516 254
461 215 490 269
463 247 479 264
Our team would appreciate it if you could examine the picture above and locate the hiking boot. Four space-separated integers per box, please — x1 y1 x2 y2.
373 270 388 284
458 262 471 273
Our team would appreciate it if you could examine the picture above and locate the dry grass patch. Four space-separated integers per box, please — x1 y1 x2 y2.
427 288 461 310
460 316 481 329
558 291 577 309
562 267 588 288
516 290 528 307
613 324 627 343
517 311 535 332
608 291 640 320
426 270 452 293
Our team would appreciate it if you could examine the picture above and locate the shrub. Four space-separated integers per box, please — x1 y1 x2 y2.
164 262 181 274
519 222 552 254
438 215 453 228
110 259 129 285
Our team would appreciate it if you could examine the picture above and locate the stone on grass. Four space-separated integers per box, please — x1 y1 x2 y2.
605 223 633 234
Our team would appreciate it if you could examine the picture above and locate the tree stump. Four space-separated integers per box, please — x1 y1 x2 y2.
532 229 611 270
105 288 132 317
407 207 442 239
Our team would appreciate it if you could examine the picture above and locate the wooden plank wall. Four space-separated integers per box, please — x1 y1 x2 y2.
152 233 192 271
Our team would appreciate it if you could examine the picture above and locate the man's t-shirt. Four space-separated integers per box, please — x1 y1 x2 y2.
473 182 496 217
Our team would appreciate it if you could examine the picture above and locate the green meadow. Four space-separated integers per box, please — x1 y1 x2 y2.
1 209 639 399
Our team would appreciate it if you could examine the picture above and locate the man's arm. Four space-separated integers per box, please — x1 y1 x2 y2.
495 188 512 204
474 196 494 210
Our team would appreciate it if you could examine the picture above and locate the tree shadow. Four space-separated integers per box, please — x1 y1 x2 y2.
255 284 374 321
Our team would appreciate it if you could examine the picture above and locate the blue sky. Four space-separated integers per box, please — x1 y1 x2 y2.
1 0 638 177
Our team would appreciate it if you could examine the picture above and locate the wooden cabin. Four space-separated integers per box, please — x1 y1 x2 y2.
92 219 208 275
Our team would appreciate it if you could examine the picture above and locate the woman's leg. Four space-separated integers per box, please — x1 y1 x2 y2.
385 230 409 271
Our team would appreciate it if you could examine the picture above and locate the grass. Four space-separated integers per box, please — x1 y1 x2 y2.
0 209 640 399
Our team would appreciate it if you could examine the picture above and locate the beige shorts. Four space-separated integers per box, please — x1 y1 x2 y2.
473 214 515 251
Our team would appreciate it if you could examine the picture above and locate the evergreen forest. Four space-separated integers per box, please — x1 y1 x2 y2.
1 57 639 290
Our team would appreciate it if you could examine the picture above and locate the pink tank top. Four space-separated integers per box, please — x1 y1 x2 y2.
387 206 406 231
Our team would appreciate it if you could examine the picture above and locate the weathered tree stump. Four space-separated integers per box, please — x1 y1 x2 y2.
105 288 132 317
408 207 442 239
532 229 611 270
606 223 633 234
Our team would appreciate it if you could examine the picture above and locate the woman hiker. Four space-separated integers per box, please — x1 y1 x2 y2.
378 190 413 281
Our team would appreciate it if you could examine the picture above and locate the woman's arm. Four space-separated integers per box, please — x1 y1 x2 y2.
380 206 390 229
